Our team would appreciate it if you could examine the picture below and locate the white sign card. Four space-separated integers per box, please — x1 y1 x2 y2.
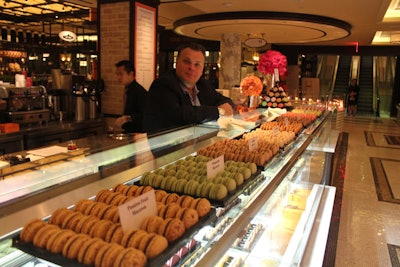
248 137 258 152
207 155 224 179
134 3 156 90
118 189 157 233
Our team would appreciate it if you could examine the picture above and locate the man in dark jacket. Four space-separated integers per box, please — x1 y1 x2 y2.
143 43 234 133
114 60 148 132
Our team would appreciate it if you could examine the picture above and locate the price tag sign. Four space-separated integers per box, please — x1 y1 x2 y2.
248 137 258 152
207 155 224 179
274 68 280 82
118 189 157 233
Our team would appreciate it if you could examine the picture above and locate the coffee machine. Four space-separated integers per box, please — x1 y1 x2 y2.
73 78 100 121
0 85 50 126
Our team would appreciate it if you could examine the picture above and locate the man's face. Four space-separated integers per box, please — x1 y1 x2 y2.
175 48 205 87
116 66 134 86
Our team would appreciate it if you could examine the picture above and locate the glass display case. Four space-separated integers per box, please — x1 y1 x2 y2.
0 109 339 267
176 113 338 267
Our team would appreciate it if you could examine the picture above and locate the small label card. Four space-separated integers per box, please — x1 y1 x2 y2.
118 189 157 233
207 155 224 179
248 137 258 152
274 68 280 82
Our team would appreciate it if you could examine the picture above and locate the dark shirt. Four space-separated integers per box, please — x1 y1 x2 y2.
122 80 148 133
347 84 359 105
143 70 234 134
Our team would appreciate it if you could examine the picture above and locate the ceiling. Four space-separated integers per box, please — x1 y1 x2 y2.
0 0 96 36
158 0 400 47
1 0 400 46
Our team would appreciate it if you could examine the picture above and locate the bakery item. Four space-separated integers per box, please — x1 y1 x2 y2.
154 190 168 202
74 215 94 233
49 208 73 227
161 193 180 204
97 204 114 220
126 185 140 196
83 201 98 215
125 230 148 249
101 243 125 267
94 242 114 267
110 194 128 206
95 189 112 202
176 208 199 229
62 233 91 259
138 232 168 259
158 218 185 242
140 216 164 234
74 199 93 213
190 198 211 217
48 229 76 254
61 211 82 229
80 215 100 235
76 237 100 264
110 225 124 244
104 223 121 243
80 238 106 266
120 229 144 247
20 219 47 243
113 247 147 267
90 219 114 240
200 182 214 198
104 191 120 205
159 203 180 219
175 179 187 194
177 195 194 208
209 184 228 200
103 206 119 223
61 232 81 258
32 224 60 248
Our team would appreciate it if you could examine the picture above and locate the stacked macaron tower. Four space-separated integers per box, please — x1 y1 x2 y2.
260 82 292 109
18 182 213 267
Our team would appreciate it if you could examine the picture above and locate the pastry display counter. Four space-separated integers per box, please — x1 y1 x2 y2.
0 125 221 218
0 108 339 267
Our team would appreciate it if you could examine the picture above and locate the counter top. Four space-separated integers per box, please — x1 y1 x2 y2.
0 118 105 136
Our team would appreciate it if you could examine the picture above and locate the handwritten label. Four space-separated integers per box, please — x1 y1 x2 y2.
207 155 224 179
118 189 157 233
248 137 258 152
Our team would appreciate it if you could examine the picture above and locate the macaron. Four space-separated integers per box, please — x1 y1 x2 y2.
222 177 237 192
209 184 228 200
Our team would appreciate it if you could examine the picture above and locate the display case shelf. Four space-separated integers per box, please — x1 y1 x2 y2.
0 109 337 267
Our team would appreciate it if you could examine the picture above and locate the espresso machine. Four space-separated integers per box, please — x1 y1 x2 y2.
0 85 50 126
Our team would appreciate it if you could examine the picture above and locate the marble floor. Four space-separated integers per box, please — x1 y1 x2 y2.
326 115 400 267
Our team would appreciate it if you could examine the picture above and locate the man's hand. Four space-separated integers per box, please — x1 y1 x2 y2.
114 115 132 128
218 102 234 116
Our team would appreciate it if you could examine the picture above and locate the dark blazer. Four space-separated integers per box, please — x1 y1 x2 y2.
122 80 148 133
143 70 234 133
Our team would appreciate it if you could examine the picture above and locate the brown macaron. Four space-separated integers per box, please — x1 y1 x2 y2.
20 219 47 243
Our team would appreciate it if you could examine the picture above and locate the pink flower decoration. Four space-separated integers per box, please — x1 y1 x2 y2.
257 50 288 75
240 75 263 96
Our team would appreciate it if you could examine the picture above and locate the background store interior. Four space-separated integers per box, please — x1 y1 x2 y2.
0 27 398 119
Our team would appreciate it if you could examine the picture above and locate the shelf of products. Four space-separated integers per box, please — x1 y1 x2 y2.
0 107 337 267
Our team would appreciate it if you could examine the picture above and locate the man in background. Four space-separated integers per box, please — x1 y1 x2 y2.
114 60 148 132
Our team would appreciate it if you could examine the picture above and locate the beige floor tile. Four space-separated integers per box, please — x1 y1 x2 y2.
335 116 400 267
